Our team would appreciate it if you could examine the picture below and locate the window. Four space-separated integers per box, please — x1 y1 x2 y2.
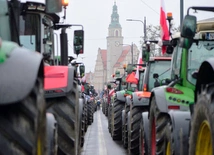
19 14 40 51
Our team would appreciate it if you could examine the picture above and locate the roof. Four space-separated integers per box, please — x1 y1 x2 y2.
114 45 130 67
198 17 214 23
100 49 107 69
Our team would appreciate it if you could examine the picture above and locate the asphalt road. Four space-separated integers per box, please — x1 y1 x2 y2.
80 108 128 155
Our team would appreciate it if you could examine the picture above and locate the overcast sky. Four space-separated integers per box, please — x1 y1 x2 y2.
61 0 214 72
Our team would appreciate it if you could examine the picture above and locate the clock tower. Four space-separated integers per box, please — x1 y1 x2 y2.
106 2 123 81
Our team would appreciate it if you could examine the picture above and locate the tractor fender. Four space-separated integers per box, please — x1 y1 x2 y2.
132 91 150 107
167 110 190 155
149 86 189 114
141 112 149 151
0 45 43 104
195 59 214 102
46 112 57 154
125 96 132 106
116 91 126 102
122 110 125 128
44 66 75 98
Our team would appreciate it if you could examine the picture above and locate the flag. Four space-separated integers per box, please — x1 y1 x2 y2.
135 50 143 80
160 0 170 54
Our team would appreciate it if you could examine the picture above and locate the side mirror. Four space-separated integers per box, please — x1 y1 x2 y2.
73 30 84 55
153 73 159 79
45 0 62 13
126 64 133 74
181 15 197 38
79 65 85 78
166 45 174 54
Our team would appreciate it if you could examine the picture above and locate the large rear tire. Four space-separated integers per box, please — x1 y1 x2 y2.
0 78 46 155
123 104 130 149
46 113 58 155
128 106 145 155
108 103 112 133
111 100 124 140
149 97 168 155
46 81 79 155
87 102 93 125
189 86 214 155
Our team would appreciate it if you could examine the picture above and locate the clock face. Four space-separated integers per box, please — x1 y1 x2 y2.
115 41 120 47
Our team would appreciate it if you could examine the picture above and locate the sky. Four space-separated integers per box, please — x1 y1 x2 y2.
60 0 214 73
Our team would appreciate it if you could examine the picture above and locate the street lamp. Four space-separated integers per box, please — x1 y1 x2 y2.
126 17 147 41
115 42 134 64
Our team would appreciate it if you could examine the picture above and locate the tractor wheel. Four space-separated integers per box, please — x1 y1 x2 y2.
87 102 93 125
82 100 88 133
128 106 144 155
123 104 130 149
105 102 109 117
108 103 112 133
111 100 124 140
79 99 84 148
47 81 79 155
189 88 214 155
148 97 168 155
139 114 149 155
0 78 46 155
46 113 58 155
102 100 105 114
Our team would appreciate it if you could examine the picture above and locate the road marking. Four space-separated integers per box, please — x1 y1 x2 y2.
98 111 108 155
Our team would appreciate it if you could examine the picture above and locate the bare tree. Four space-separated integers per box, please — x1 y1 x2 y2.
140 24 180 56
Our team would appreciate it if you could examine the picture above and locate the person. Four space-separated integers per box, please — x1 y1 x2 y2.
97 99 101 110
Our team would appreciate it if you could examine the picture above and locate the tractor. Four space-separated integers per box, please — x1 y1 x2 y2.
108 71 128 134
127 56 171 155
147 9 214 155
0 0 63 154
111 69 138 140
180 6 214 155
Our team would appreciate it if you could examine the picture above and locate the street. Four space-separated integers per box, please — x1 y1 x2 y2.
81 108 128 155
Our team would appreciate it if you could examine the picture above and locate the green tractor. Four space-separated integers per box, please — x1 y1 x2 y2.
111 68 138 140
180 7 214 155
108 71 128 133
147 8 214 155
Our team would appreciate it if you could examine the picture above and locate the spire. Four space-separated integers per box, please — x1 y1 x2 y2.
109 2 121 28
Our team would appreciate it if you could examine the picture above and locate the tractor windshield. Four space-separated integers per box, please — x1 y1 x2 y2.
148 60 171 91
188 40 214 85
19 14 40 51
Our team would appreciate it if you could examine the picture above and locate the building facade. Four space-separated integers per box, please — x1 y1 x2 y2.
92 2 140 91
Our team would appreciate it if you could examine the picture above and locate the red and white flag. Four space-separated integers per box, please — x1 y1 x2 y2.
135 50 143 80
160 0 170 54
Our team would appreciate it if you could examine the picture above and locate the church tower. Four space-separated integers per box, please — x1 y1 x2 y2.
106 2 123 81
